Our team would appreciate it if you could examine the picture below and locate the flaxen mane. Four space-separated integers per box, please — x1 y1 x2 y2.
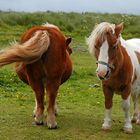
87 22 115 56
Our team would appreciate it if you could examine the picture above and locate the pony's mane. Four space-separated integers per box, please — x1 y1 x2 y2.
87 22 115 56
42 22 60 31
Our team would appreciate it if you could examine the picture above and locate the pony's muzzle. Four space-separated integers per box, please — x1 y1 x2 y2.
96 68 111 80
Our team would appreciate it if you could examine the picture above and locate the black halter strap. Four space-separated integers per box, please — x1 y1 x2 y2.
96 61 115 70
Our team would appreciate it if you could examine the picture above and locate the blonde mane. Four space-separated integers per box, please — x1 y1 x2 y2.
87 22 115 56
42 22 60 31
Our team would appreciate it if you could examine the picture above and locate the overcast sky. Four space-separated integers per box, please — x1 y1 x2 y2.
0 0 140 15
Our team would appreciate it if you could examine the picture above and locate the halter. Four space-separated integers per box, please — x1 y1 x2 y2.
96 36 120 71
96 61 115 70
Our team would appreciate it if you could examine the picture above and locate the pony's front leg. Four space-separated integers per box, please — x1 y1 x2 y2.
46 80 60 129
122 88 133 134
102 86 114 131
131 94 140 125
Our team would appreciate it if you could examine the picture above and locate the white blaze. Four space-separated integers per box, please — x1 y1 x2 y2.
96 40 109 75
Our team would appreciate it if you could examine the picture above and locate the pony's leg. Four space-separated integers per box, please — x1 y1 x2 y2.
46 80 60 129
131 94 138 123
32 83 44 125
121 95 132 133
34 85 44 125
102 87 113 131
54 101 58 116
27 77 44 125
135 96 140 125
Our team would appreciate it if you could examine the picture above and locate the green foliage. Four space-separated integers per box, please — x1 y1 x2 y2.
0 11 140 41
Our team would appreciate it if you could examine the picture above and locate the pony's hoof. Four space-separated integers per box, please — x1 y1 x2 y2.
35 121 44 125
32 121 43 126
102 126 111 132
34 116 44 125
123 127 133 134
34 119 44 125
47 122 58 129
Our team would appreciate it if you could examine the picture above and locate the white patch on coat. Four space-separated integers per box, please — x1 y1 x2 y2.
102 109 112 129
121 38 140 126
122 96 132 130
121 38 140 95
96 40 109 75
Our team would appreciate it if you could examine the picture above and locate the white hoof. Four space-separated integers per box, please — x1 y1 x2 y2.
47 121 57 129
34 115 44 125
102 124 111 131
123 127 133 134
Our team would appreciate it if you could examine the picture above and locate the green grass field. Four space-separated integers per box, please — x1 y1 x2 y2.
0 11 140 140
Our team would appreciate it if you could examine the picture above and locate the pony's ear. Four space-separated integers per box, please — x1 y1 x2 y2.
66 37 72 46
115 23 123 37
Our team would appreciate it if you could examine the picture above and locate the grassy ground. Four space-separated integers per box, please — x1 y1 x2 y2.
0 12 140 140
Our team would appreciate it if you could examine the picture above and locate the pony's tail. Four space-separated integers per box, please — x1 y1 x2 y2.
0 30 50 67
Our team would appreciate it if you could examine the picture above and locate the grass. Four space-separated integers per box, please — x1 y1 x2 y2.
0 11 140 140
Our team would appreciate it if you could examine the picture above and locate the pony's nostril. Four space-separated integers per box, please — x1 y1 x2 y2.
97 71 106 78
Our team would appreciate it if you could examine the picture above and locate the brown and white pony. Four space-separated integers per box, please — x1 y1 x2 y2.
87 22 140 133
0 23 72 129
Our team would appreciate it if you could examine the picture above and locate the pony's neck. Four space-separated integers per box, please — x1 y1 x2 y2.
113 41 125 74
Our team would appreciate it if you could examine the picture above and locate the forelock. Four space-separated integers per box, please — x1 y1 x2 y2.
87 22 115 56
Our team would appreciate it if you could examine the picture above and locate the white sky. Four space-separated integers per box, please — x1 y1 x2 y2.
0 0 140 15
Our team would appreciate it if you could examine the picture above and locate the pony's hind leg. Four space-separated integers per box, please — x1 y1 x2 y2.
27 75 45 125
131 94 138 123
46 79 60 129
135 95 140 125
122 95 133 133
31 83 44 125
32 83 44 125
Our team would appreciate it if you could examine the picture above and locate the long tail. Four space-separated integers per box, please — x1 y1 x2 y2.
0 30 50 67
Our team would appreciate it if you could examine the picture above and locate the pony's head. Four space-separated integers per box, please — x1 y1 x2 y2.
87 22 123 80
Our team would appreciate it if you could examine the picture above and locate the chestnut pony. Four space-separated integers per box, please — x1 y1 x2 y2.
0 23 72 129
87 22 140 133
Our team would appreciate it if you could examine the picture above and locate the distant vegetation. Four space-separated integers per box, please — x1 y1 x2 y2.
0 11 140 45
